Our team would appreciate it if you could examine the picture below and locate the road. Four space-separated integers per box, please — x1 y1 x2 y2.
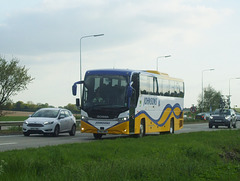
0 122 239 152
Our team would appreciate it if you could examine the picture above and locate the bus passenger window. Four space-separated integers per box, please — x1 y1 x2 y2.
170 80 175 97
153 77 158 95
163 79 170 96
140 75 149 94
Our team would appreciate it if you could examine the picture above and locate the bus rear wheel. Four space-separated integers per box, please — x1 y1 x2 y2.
138 120 145 138
169 119 174 134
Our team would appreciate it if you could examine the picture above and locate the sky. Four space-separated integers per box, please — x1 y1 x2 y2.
1 0 240 108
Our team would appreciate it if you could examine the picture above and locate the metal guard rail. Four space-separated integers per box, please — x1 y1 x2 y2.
0 120 81 130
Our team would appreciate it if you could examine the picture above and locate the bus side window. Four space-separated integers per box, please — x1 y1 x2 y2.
180 82 184 98
170 80 175 97
153 77 158 95
163 79 170 96
140 75 148 94
158 77 163 95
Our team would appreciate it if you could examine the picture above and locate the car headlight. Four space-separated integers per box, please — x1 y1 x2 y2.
210 116 213 120
44 121 54 125
23 120 28 124
225 116 231 120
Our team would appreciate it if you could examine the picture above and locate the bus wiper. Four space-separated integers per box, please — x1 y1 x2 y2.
92 104 112 108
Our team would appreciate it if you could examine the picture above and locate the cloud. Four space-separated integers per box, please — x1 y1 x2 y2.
1 0 232 56
0 0 238 107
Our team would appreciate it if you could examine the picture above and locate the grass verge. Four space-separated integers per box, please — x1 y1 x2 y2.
0 130 240 180
0 116 28 122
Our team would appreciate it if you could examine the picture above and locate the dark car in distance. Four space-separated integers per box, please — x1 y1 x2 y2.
209 109 237 129
236 113 240 121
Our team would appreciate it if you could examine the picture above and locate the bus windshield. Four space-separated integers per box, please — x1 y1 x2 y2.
82 74 129 111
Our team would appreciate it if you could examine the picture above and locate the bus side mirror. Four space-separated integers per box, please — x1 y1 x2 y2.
72 84 77 96
72 81 84 96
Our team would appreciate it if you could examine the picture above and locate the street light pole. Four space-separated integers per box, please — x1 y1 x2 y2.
79 33 104 98
156 55 171 71
201 68 214 111
228 77 240 108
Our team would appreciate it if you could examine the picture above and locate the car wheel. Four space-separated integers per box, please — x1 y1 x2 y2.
53 125 60 137
93 133 102 139
209 124 213 128
215 125 218 128
233 122 237 128
23 132 30 136
69 124 76 136
228 121 232 129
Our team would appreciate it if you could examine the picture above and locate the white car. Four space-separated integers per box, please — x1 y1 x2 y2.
22 108 76 136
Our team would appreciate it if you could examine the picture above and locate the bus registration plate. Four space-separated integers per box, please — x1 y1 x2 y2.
98 130 108 133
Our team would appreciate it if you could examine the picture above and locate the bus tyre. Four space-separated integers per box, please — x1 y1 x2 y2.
138 120 145 138
93 133 102 139
169 119 174 134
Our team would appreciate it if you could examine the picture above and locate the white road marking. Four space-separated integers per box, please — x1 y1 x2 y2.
0 142 17 146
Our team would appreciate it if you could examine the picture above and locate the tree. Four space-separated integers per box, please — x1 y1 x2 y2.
0 57 34 107
197 85 222 112
64 103 80 114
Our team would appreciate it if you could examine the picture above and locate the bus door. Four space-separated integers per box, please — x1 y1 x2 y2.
129 73 139 133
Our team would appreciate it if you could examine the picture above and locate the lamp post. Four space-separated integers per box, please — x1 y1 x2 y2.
228 77 240 108
79 33 104 97
156 55 171 71
201 68 214 111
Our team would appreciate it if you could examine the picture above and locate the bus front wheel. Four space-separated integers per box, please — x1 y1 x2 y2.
93 133 102 139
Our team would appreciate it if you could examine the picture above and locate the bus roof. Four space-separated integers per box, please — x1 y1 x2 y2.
85 69 183 82
85 69 141 76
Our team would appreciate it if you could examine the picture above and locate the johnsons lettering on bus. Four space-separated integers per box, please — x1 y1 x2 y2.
144 97 158 105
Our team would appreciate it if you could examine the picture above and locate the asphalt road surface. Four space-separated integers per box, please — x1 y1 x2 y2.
1 122 239 152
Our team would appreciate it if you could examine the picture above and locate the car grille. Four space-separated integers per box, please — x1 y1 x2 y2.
27 123 44 127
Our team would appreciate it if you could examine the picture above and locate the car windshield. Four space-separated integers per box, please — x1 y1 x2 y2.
214 109 230 115
32 109 59 118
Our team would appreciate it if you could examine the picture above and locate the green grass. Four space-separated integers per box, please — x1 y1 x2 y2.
0 130 240 180
0 116 28 121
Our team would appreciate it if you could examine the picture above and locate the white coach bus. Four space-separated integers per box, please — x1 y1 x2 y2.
72 69 184 139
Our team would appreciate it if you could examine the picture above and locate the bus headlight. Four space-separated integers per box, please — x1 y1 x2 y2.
118 117 129 122
81 116 88 121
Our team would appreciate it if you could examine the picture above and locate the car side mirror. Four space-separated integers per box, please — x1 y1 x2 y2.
59 115 65 119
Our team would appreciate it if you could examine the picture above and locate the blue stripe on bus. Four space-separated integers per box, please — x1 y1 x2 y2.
135 103 182 127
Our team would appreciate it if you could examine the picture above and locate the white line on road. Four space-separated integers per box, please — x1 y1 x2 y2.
0 142 17 146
